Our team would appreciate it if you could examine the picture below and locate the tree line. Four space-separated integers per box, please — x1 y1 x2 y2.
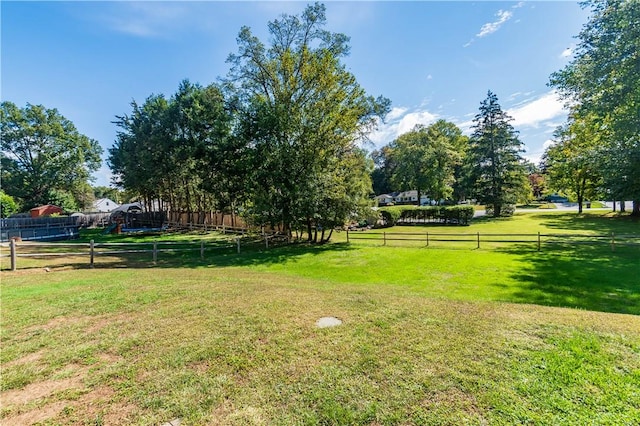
1 1 638 226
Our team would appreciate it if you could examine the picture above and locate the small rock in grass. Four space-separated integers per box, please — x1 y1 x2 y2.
316 317 342 328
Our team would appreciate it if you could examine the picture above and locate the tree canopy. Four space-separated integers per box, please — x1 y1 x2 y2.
0 101 102 211
225 2 389 240
549 0 640 215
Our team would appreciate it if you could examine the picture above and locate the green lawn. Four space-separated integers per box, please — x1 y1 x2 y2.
1 211 639 424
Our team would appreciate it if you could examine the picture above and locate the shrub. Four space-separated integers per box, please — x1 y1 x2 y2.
379 205 474 226
379 206 404 227
486 204 516 217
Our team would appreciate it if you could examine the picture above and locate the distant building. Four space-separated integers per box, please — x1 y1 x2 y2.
30 204 63 218
93 198 120 212
376 194 395 206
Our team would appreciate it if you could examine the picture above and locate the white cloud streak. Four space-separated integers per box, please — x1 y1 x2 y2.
507 91 567 128
477 10 513 38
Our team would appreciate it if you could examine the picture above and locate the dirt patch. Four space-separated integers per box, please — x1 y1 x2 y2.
25 315 93 333
1 401 68 426
2 350 44 369
1 375 84 406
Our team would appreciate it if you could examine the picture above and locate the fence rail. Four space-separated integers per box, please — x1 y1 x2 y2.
0 231 291 271
346 230 640 251
2 230 639 272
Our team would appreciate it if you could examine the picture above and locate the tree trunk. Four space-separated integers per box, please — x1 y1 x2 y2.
632 200 640 217
577 194 583 214
620 201 626 212
307 218 313 242
613 199 617 212
493 203 501 218
324 228 334 243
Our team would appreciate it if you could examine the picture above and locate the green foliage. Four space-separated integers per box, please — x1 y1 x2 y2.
379 205 474 226
486 204 515 217
467 91 528 217
386 120 467 205
46 188 79 212
0 101 102 210
379 206 404 226
550 0 640 214
0 190 18 218
109 81 236 215
227 3 389 241
543 116 605 213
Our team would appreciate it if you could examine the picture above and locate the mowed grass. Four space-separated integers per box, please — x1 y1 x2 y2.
1 211 639 424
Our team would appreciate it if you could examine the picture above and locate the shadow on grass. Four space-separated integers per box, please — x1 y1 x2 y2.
497 243 640 315
532 212 640 234
2 242 357 272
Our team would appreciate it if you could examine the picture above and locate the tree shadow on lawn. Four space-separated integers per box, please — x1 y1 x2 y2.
111 240 357 269
530 212 640 235
497 243 640 316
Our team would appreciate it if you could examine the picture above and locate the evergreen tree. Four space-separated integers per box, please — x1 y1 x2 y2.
467 91 527 217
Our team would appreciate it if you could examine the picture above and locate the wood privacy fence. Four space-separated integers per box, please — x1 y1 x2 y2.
1 233 289 271
346 230 640 251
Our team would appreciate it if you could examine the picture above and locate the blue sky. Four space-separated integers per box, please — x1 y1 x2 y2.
1 1 589 187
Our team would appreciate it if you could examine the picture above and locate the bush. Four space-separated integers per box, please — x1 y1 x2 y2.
379 205 474 226
0 191 18 218
379 206 404 227
486 204 515 217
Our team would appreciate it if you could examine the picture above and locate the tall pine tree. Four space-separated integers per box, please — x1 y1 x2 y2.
468 91 526 217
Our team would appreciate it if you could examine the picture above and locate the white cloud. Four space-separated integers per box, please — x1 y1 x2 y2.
560 46 574 58
542 139 556 150
507 91 567 128
385 107 408 121
367 107 438 147
427 74 433 80
101 3 193 38
477 10 513 38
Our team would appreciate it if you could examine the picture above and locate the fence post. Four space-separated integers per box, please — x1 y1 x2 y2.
537 232 541 252
477 232 480 249
153 241 158 264
200 241 204 259
611 232 615 252
90 239 95 268
346 229 350 243
10 238 17 271
236 237 241 254
426 232 429 247
383 232 387 246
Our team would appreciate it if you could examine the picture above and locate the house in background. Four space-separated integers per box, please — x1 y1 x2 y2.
375 194 395 206
30 204 63 218
93 198 120 212
393 190 432 206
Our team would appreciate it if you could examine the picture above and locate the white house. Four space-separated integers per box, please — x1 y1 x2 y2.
375 194 395 206
93 198 120 212
393 190 432 206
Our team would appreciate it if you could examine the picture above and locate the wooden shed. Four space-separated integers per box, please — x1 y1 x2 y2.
30 204 64 218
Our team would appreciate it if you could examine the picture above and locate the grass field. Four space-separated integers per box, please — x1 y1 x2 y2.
1 211 639 424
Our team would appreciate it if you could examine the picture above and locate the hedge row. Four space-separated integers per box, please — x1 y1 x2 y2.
379 205 475 226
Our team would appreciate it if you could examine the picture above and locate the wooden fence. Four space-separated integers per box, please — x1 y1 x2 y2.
346 230 640 251
0 232 289 271
2 230 638 272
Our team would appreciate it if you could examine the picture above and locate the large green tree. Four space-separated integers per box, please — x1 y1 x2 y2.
550 0 640 215
542 115 604 213
226 2 389 240
390 120 466 205
467 91 527 217
0 101 102 210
